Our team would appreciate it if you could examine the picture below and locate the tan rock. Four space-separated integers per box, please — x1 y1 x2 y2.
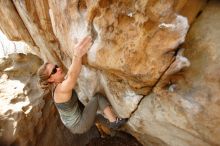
1 0 219 146
128 0 220 145
0 53 74 146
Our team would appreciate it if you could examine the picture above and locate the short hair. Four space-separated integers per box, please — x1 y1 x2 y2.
37 62 51 90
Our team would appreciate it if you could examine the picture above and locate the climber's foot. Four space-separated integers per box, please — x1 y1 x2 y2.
109 118 128 130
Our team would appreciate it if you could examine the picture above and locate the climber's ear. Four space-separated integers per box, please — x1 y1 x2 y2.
47 77 54 83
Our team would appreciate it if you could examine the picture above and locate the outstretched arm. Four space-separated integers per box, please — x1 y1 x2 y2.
62 36 92 92
59 36 92 93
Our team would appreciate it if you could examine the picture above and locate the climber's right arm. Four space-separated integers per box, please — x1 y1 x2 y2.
60 36 92 92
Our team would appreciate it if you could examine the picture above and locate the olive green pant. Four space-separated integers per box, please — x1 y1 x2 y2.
69 93 109 134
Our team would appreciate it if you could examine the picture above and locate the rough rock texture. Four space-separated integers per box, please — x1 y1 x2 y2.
1 0 220 146
0 53 101 146
128 1 220 146
0 53 71 146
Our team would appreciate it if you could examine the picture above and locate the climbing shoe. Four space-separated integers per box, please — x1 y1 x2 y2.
109 117 128 129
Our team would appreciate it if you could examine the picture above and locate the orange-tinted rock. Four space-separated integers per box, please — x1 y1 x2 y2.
1 0 219 146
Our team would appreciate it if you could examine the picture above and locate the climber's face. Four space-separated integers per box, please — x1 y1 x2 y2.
46 63 64 83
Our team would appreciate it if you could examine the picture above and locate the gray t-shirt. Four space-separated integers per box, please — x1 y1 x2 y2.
54 90 82 128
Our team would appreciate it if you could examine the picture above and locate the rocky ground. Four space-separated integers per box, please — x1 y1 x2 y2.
87 132 142 146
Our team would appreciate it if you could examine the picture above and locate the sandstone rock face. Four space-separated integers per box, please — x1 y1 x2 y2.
0 53 101 146
128 1 220 146
0 53 75 146
2 0 220 146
